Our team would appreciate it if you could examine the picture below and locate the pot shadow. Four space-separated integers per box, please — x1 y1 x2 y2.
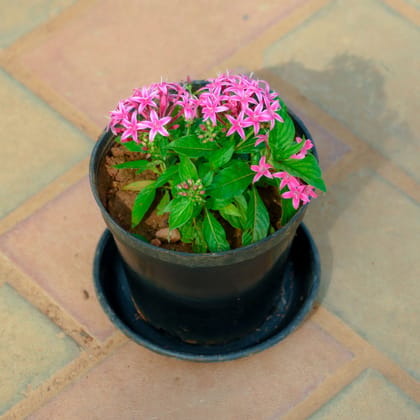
251 54 413 304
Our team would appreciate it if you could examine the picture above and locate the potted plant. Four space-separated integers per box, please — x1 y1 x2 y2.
90 73 325 353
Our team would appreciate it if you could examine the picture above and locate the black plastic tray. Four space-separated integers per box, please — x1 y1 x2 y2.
93 224 320 362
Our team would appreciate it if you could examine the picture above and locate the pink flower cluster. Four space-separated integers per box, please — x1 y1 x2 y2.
108 74 319 211
197 73 284 139
108 81 190 142
107 73 285 145
250 146 317 210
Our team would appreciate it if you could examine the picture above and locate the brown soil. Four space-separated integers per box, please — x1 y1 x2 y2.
99 143 282 253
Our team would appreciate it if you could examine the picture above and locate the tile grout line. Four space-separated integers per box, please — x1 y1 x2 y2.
0 0 98 63
210 0 332 75
381 0 420 26
0 157 90 236
312 307 420 402
0 252 102 352
279 305 419 419
2 332 129 420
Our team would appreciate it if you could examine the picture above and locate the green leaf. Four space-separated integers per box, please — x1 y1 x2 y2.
114 136 144 152
268 114 296 160
155 165 179 187
132 186 156 228
198 163 214 186
274 153 326 192
123 180 155 191
168 135 218 158
208 141 235 169
179 222 195 243
219 203 243 230
203 210 230 252
206 196 232 210
113 160 149 170
154 135 169 159
167 197 195 230
242 187 270 246
280 193 298 226
235 137 258 153
192 219 208 253
208 161 254 200
179 156 198 181
156 191 170 215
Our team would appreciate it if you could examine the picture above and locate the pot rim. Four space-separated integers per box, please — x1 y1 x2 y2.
89 108 315 263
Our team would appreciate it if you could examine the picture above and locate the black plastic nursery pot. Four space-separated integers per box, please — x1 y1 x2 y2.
89 110 319 352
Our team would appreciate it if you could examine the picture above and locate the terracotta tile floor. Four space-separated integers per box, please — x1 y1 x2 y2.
0 0 419 418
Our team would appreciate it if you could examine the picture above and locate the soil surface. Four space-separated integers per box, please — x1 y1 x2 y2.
99 143 282 253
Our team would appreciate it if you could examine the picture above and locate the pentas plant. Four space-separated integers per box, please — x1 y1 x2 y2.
108 73 326 253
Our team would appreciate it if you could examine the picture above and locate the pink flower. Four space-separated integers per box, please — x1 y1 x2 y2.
139 110 172 141
272 171 300 190
200 94 229 125
281 184 317 209
131 86 158 114
264 99 284 128
281 185 308 209
108 101 130 135
255 133 269 146
121 112 144 143
291 137 313 159
301 185 318 203
244 103 271 134
225 112 251 140
251 156 273 183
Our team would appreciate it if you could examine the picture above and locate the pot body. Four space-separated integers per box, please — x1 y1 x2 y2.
90 112 315 344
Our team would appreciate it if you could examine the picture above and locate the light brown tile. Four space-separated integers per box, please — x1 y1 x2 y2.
29 322 351 419
306 168 420 378
264 0 420 181
0 69 92 219
0 0 76 48
310 369 419 420
19 0 309 128
0 178 113 341
0 284 79 415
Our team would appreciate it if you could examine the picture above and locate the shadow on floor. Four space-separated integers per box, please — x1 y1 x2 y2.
255 54 413 303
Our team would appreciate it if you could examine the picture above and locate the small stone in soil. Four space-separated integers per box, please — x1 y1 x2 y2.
150 238 162 247
155 228 181 243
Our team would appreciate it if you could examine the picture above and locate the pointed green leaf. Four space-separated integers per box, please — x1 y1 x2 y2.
208 161 254 200
155 165 179 187
235 136 259 153
156 191 170 215
280 193 298 226
208 141 235 169
219 203 244 230
167 197 194 230
203 210 230 252
123 180 155 191
113 160 150 170
199 163 214 186
115 137 144 152
168 135 218 158
274 153 326 192
179 156 198 181
268 114 296 160
179 222 195 243
242 187 269 246
132 186 156 228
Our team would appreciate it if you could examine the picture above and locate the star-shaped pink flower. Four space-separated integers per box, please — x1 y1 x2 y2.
139 110 172 141
272 171 300 190
121 112 144 143
226 112 251 140
281 184 308 209
250 156 273 183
